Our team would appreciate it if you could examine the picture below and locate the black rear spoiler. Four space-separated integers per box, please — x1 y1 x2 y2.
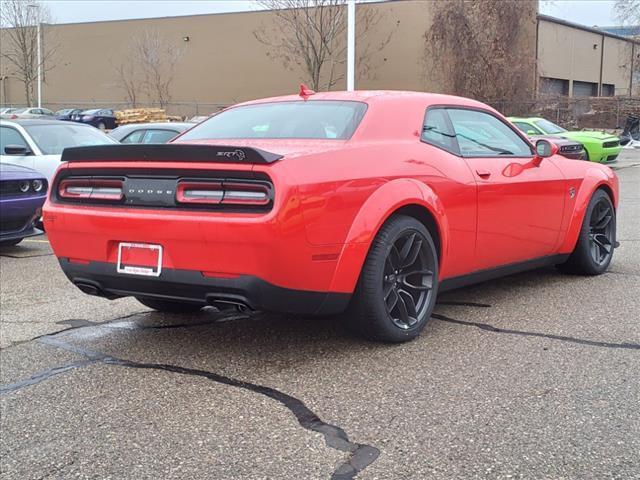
61 144 283 164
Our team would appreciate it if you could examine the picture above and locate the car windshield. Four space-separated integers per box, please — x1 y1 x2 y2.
535 119 566 134
23 124 116 155
81 109 100 115
179 101 368 141
56 109 74 115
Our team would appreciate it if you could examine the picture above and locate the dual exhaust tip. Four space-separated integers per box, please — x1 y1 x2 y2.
73 281 252 312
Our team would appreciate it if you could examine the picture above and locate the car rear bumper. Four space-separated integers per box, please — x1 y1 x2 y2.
58 258 350 315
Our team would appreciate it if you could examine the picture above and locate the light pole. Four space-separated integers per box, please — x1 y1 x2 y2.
347 0 355 91
27 3 42 108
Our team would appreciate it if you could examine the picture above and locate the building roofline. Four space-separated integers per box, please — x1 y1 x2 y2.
538 14 640 44
40 0 392 28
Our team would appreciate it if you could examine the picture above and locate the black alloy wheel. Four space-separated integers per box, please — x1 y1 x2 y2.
558 189 616 275
588 196 614 266
348 215 439 342
383 231 435 330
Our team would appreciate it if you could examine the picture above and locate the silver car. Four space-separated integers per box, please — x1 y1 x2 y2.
108 122 193 144
0 119 118 182
2 107 55 119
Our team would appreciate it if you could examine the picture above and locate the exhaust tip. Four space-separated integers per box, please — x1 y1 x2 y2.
75 281 101 296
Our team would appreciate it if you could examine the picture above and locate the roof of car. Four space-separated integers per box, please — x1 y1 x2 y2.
236 90 491 110
0 118 95 126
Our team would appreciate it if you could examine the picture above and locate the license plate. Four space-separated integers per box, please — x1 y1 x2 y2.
117 242 162 277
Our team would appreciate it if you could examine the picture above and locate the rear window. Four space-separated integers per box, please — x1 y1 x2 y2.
24 124 116 155
178 101 367 141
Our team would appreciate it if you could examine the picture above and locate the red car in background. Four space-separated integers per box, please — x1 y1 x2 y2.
43 90 618 342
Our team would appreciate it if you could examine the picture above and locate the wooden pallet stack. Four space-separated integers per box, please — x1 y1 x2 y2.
115 108 168 125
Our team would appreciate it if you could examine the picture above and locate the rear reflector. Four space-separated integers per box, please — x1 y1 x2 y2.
59 179 124 201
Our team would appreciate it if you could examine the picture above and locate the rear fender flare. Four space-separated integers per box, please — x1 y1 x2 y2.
329 178 448 293
559 168 618 253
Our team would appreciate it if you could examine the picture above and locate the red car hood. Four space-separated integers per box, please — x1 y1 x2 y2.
172 138 348 159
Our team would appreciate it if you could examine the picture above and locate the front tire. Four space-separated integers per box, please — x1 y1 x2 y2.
347 215 439 343
136 297 203 313
558 189 615 275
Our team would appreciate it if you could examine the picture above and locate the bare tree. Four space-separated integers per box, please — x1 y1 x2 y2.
131 29 183 108
254 0 393 91
615 0 640 24
113 57 140 107
424 0 536 109
0 0 56 106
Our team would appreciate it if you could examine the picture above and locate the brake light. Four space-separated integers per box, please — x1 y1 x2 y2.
58 179 123 201
176 181 270 206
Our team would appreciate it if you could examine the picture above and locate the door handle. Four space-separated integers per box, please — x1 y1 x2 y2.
476 169 491 179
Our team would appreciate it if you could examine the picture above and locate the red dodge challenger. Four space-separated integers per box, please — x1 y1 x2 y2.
43 90 619 342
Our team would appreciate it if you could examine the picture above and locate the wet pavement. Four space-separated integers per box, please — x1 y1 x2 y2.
1 151 639 479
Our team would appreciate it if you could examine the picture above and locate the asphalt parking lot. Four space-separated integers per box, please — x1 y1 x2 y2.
1 150 639 480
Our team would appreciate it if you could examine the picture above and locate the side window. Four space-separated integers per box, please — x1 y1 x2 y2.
0 126 29 153
421 108 457 153
121 130 146 144
142 129 179 144
447 109 533 157
513 121 541 135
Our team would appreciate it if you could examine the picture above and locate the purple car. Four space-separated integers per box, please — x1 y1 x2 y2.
0 163 47 246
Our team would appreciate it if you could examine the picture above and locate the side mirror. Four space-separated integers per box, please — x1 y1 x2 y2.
4 144 31 156
536 139 557 157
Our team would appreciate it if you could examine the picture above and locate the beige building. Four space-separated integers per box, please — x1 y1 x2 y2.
0 1 637 115
537 15 639 97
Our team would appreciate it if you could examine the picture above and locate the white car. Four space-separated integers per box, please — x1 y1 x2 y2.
0 119 118 182
1 107 55 119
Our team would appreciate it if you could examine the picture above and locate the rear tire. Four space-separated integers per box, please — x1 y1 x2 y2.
347 215 439 343
558 189 615 275
136 297 203 313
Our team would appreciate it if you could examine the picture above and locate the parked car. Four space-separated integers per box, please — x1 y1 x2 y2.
0 119 118 181
509 117 621 163
2 107 55 119
620 114 639 147
109 122 193 144
0 163 47 246
55 108 83 121
529 135 586 160
44 90 619 343
71 109 117 130
0 107 20 115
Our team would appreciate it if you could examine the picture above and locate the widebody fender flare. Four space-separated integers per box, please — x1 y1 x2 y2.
329 178 449 293
558 167 618 254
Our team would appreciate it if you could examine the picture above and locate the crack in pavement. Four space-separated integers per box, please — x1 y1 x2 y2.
432 313 640 350
1 331 380 480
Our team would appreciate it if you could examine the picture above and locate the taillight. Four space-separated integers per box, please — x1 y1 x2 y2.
58 179 123 201
176 181 270 206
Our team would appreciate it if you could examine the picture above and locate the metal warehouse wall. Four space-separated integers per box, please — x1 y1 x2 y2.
0 0 538 112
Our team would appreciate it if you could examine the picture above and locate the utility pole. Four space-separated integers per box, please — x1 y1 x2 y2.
347 0 355 91
27 3 42 107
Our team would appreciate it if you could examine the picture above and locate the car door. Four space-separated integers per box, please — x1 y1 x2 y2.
445 108 566 270
0 126 35 170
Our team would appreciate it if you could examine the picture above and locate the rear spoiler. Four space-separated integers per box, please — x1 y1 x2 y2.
61 144 283 164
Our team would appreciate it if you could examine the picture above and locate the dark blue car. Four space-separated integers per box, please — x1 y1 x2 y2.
0 163 47 246
71 109 118 131
55 108 82 121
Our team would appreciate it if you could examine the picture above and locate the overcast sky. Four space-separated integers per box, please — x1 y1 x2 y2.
43 0 621 27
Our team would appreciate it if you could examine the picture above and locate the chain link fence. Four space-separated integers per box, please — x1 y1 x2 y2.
487 96 640 131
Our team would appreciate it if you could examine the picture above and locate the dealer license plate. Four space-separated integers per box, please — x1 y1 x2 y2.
117 242 163 277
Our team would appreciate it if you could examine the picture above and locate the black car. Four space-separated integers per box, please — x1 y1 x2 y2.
108 122 194 144
54 108 82 121
71 109 117 131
